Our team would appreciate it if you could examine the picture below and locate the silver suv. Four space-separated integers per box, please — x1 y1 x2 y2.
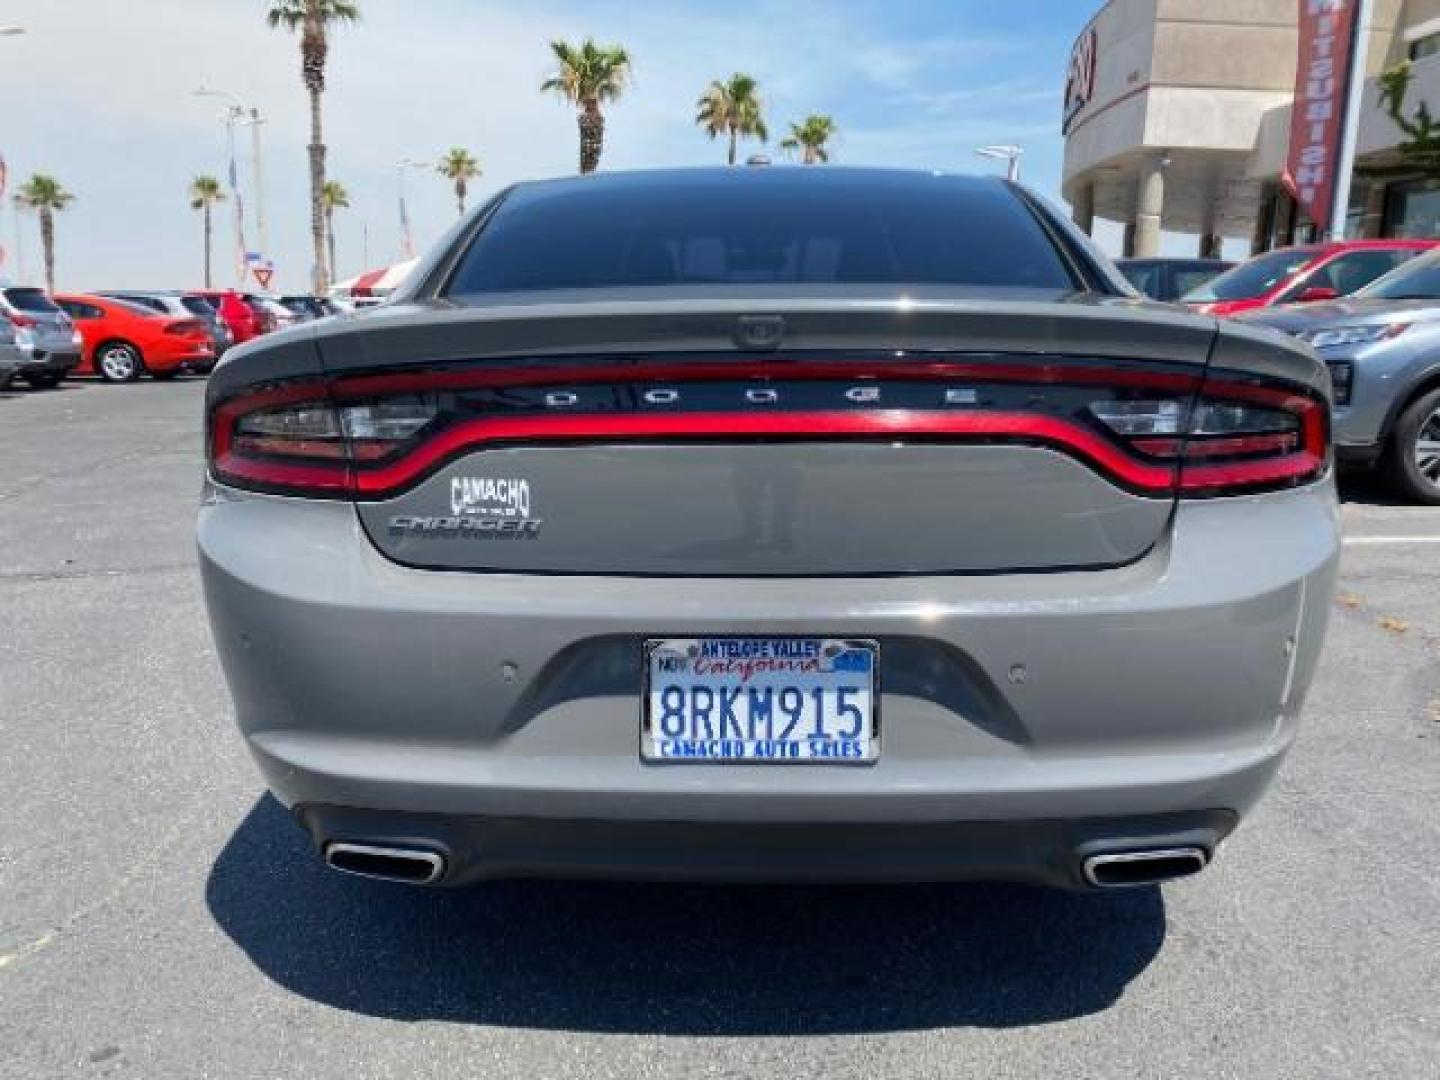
0 286 82 389
1239 249 1440 503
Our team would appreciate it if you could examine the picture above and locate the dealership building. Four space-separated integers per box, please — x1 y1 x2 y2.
1063 0 1440 257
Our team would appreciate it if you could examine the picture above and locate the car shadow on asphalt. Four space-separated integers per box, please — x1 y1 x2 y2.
1337 468 1410 507
206 796 1167 1034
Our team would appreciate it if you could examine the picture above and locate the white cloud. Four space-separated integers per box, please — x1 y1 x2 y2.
0 0 1061 291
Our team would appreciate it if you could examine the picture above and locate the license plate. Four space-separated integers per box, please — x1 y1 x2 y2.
642 637 878 763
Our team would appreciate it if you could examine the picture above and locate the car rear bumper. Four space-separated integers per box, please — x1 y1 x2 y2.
199 477 1340 883
296 802 1238 888
22 348 80 375
149 344 215 373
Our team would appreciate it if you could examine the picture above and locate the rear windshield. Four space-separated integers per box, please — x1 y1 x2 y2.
1182 249 1315 302
3 287 62 314
445 172 1076 294
180 296 217 317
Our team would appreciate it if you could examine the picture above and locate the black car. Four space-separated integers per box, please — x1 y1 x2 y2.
1116 258 1234 303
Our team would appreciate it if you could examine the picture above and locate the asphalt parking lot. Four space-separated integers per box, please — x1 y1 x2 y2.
2 377 1438 1079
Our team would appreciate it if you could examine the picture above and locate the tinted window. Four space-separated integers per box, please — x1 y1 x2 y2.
1358 251 1440 299
1291 250 1411 298
1182 249 1315 302
106 298 163 317
1171 266 1226 299
180 296 218 318
446 172 1075 294
110 294 168 314
1118 263 1163 298
3 287 62 314
58 300 103 319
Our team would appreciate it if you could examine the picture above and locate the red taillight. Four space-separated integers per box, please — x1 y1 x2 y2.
207 359 1327 500
164 319 204 337
8 312 35 328
1089 374 1328 494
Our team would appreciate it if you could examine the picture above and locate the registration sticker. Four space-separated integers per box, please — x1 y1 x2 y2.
642 637 878 763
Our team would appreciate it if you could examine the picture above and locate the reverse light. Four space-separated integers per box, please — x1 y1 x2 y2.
1303 323 1408 349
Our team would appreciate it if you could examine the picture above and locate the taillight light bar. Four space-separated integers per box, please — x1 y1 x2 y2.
206 358 1328 500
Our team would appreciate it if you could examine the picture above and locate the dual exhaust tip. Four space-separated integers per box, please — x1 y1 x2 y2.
1082 847 1208 888
321 840 1207 889
324 841 446 885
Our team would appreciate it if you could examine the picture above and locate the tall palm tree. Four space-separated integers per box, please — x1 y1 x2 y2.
436 148 481 217
266 0 360 293
188 175 226 288
541 38 632 174
696 74 768 165
321 180 349 283
14 174 74 293
780 115 837 164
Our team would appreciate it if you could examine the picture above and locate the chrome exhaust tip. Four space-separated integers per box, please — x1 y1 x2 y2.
323 841 446 885
1083 847 1208 888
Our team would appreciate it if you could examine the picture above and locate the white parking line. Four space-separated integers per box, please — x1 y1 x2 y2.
1343 536 1440 545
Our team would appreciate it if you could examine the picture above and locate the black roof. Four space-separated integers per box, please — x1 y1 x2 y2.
512 166 1012 201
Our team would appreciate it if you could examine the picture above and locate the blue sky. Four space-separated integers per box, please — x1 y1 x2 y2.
1 0 1106 292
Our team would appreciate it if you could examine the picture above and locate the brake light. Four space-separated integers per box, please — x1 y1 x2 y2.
164 319 205 336
1089 373 1327 494
207 359 1327 500
8 312 35 329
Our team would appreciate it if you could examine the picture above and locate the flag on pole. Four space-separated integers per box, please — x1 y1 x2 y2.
1283 0 1360 228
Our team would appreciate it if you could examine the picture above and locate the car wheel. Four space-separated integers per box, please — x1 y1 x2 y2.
96 341 143 383
22 372 62 389
1385 386 1440 505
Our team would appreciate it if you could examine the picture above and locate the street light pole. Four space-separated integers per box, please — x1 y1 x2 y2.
193 87 268 282
11 196 28 283
245 108 268 267
974 144 1024 182
396 158 427 260
222 108 245 286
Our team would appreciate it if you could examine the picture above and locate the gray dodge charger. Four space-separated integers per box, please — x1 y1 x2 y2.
199 167 1339 890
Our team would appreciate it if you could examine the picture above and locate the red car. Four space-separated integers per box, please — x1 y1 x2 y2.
187 289 271 345
54 293 215 382
1181 239 1439 316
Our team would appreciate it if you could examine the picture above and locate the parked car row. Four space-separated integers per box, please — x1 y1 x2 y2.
1118 239 1440 503
0 285 344 390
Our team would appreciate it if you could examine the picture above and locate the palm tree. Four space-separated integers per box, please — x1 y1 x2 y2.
780 115 837 164
541 38 632 174
266 0 360 293
436 148 481 217
321 180 349 283
14 174 74 293
696 74 768 165
188 175 226 288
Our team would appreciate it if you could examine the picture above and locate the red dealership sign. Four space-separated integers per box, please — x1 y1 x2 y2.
1283 0 1359 228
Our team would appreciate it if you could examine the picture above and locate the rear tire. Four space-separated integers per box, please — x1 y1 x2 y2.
23 372 62 389
96 341 143 383
1385 386 1440 505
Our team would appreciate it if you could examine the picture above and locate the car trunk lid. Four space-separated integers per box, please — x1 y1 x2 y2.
311 295 1215 575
